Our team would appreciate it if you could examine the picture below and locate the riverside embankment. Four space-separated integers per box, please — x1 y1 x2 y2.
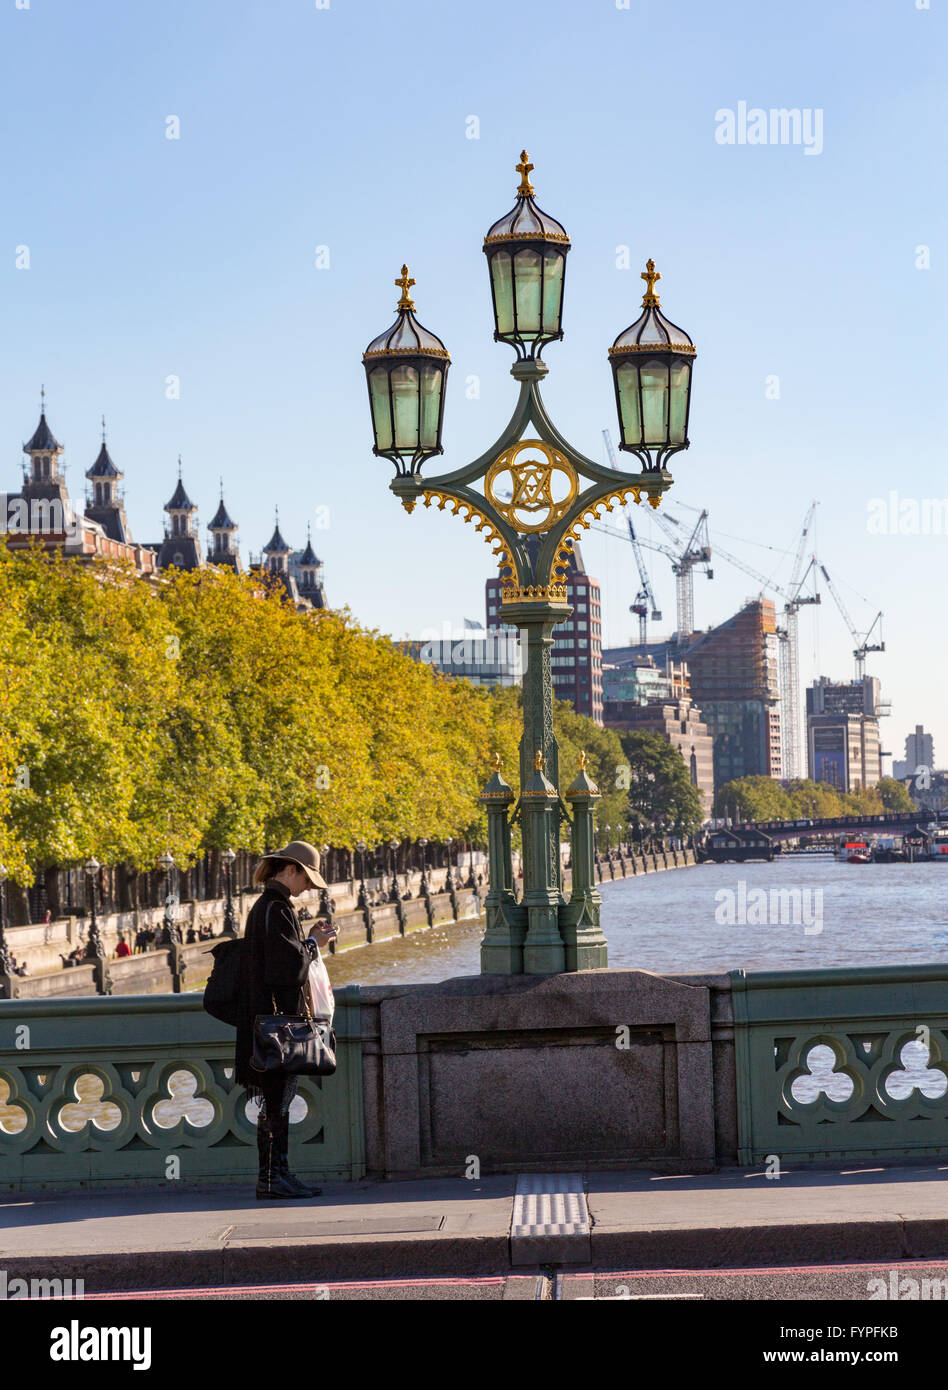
3 849 699 998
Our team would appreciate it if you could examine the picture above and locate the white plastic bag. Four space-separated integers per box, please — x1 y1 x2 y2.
308 949 335 1025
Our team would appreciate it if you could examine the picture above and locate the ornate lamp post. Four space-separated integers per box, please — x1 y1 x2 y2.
159 850 179 945
0 864 15 982
417 837 429 894
319 844 334 921
444 835 454 890
388 838 400 902
362 152 696 975
221 847 237 937
84 856 105 959
355 839 368 908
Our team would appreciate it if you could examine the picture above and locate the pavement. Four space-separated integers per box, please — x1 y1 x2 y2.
4 1162 948 1293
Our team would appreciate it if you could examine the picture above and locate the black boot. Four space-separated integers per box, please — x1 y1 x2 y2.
256 1113 314 1200
274 1111 321 1198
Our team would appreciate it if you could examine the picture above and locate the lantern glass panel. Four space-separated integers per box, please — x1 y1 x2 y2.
390 364 421 452
369 367 393 452
616 360 642 446
419 363 444 449
668 359 691 443
491 251 515 335
640 360 670 445
513 247 543 337
541 248 565 334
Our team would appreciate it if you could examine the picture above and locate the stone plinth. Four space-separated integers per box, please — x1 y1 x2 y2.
364 969 720 1179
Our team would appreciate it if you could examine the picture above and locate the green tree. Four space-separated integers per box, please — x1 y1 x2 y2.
784 779 844 820
715 775 793 822
619 730 703 837
876 777 915 812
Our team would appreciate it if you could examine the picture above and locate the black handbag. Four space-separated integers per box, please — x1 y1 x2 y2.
251 990 337 1077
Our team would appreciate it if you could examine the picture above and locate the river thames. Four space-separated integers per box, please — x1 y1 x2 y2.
324 855 948 987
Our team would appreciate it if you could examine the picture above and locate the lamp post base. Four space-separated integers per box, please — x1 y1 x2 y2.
523 902 566 974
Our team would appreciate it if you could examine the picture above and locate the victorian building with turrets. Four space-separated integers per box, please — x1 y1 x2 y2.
4 395 157 574
5 394 328 610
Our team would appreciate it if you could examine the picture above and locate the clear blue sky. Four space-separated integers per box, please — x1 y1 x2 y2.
2 0 945 766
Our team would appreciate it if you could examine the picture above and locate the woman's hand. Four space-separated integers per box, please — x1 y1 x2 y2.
308 920 338 949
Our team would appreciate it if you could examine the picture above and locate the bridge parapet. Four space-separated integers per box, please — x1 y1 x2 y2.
6 961 948 1190
0 992 364 1190
732 964 948 1165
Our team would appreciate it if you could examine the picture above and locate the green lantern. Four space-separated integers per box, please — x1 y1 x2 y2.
363 266 451 475
609 260 696 471
483 151 571 359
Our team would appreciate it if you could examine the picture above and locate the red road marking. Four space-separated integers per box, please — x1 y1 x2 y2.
82 1275 510 1299
595 1259 948 1279
77 1257 948 1299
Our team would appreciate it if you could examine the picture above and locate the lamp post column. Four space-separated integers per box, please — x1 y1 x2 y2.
562 753 608 970
0 866 16 999
84 857 113 996
478 758 526 973
505 600 567 974
221 848 237 937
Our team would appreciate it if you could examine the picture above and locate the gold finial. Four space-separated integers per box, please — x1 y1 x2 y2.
395 264 416 311
516 150 535 197
490 751 501 770
40 384 46 415
101 415 107 443
534 748 545 771
578 750 588 770
641 258 661 307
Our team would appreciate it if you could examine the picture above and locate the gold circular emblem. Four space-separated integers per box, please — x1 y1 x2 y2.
485 440 578 534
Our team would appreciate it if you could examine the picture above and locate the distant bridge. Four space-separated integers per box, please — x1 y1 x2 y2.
727 809 948 844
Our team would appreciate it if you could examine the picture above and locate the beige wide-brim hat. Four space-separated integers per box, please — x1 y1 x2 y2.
266 840 328 890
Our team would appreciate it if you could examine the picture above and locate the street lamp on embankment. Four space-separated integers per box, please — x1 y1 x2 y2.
221 847 237 937
362 151 697 975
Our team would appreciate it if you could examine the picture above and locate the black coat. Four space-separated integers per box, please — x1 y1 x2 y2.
234 879 319 1093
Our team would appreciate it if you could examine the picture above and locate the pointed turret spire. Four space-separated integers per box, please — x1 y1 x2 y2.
164 459 196 515
207 478 241 569
263 508 291 556
208 496 237 531
24 384 63 455
298 522 320 568
87 417 121 480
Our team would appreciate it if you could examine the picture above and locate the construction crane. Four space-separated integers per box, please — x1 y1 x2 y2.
776 503 821 779
649 507 713 639
591 478 820 775
711 503 821 779
602 430 662 644
652 502 820 779
819 565 885 680
600 428 711 639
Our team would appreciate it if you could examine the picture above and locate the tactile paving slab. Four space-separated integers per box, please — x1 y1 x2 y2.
510 1174 591 1265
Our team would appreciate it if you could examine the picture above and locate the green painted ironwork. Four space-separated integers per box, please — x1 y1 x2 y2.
561 757 605 972
390 360 672 975
732 965 948 1165
0 989 364 1190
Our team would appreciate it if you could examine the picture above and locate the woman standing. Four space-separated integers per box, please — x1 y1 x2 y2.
235 840 337 1200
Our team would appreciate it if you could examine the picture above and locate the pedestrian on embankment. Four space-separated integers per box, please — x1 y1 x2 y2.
235 840 337 1200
